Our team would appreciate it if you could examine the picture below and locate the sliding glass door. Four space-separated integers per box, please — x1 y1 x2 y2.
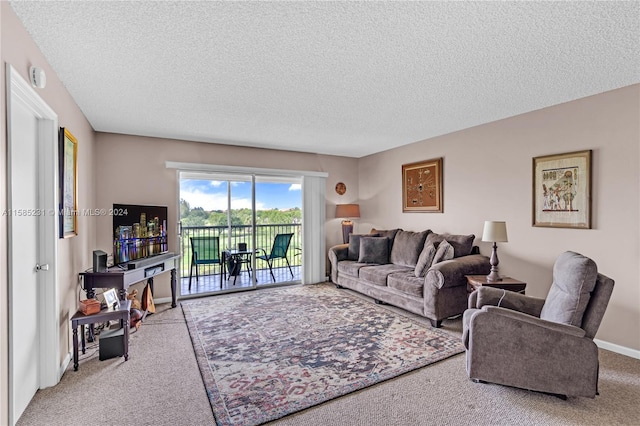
254 178 302 285
178 171 302 297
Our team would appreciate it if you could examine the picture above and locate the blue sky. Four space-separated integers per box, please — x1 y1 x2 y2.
180 179 301 211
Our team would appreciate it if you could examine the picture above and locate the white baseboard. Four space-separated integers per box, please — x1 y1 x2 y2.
58 352 71 382
594 338 640 359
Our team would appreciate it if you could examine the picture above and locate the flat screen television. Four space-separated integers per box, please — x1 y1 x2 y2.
112 204 168 266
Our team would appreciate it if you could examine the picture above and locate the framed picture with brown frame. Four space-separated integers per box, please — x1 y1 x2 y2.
59 127 78 238
532 150 592 229
402 157 443 212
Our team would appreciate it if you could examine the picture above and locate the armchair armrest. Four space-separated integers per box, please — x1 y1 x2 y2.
482 306 586 338
425 254 490 289
474 286 545 317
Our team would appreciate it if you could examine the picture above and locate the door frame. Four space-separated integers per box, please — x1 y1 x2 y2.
6 64 60 423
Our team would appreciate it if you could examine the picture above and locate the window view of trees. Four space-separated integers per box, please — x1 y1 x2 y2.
180 199 301 227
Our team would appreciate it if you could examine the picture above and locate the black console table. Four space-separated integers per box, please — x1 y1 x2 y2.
80 252 180 308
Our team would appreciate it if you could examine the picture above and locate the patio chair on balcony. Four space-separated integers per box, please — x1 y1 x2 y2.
256 233 294 282
189 236 222 290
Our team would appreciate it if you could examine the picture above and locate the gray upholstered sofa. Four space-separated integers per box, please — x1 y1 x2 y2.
328 228 490 327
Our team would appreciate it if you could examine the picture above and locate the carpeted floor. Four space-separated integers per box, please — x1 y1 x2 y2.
16 282 640 426
182 285 464 425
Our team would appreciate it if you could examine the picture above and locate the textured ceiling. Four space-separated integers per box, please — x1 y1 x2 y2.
10 1 640 158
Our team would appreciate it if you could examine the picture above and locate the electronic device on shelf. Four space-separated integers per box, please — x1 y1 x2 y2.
112 204 168 267
93 250 107 272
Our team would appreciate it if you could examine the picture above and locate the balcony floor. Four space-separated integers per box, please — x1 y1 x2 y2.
180 265 301 297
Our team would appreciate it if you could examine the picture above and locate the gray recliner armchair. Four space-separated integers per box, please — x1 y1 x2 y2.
462 251 614 398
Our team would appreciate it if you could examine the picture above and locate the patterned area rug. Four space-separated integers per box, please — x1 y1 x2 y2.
182 284 464 426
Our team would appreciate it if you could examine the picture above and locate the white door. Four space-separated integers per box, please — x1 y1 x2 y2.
6 65 60 424
9 95 40 421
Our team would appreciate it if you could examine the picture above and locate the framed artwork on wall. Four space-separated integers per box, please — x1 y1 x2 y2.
402 157 443 212
532 150 592 229
59 127 78 238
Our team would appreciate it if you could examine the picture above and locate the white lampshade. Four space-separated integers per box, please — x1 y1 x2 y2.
482 221 508 242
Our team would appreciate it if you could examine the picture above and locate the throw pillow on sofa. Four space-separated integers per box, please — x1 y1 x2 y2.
358 237 389 264
390 229 431 267
414 243 437 277
432 239 455 264
370 228 401 244
425 233 475 258
370 228 401 257
348 233 380 260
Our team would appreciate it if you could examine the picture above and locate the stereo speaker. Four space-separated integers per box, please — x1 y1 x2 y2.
93 250 107 272
99 328 124 360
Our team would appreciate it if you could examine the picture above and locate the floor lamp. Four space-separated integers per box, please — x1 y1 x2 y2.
336 204 360 244
482 221 508 282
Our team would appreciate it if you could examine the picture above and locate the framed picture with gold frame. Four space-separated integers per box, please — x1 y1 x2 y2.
59 127 78 238
532 150 592 229
402 157 443 212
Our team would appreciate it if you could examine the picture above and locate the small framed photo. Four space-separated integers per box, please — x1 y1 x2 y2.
103 288 119 310
532 150 592 229
402 157 443 212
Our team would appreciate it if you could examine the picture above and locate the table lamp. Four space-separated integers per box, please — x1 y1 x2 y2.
335 204 360 244
482 221 508 282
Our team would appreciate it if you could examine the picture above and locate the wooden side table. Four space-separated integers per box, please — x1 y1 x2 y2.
466 275 526 294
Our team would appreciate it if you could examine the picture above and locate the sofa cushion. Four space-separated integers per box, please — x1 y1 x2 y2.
348 233 379 260
358 237 389 264
389 230 430 267
540 251 598 327
388 272 424 298
414 243 437 277
425 233 475 258
432 239 454 264
337 260 369 278
359 264 413 286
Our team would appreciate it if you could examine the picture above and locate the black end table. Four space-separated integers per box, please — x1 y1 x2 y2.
71 299 131 371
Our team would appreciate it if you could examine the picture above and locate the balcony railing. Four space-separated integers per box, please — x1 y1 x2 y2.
179 223 302 277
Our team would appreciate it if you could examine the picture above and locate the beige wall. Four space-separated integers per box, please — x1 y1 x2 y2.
93 133 359 297
359 85 640 352
1 3 97 423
